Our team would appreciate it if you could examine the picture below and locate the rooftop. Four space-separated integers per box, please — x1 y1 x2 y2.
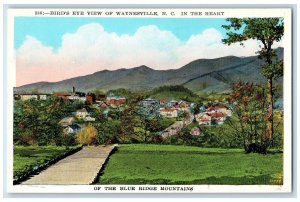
77 108 88 113
160 108 177 112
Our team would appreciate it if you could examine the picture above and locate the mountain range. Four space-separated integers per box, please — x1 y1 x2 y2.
14 48 283 94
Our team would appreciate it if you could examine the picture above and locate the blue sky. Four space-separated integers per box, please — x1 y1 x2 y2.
14 17 228 49
17 17 270 86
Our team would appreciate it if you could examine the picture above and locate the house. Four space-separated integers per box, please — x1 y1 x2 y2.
168 99 178 107
196 113 211 126
159 108 178 118
207 103 232 117
63 124 82 134
68 95 86 102
76 108 89 119
14 93 51 101
86 95 94 105
106 96 126 107
140 98 159 107
58 117 75 127
97 101 109 108
54 92 71 100
159 99 167 105
138 98 161 118
84 116 96 122
96 94 106 101
210 112 226 125
178 100 193 111
93 101 109 109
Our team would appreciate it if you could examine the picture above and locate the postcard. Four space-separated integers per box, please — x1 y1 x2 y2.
5 7 292 193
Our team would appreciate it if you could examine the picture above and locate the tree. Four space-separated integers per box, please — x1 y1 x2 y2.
21 99 42 145
227 82 268 153
141 118 160 143
13 96 86 146
222 18 284 149
117 94 144 143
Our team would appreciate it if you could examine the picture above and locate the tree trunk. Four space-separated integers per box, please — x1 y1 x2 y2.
265 78 274 144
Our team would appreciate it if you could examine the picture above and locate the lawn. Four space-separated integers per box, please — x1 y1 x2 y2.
13 145 81 179
98 144 283 185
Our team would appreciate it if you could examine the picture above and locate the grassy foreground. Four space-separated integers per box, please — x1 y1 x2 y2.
13 145 80 179
98 144 283 185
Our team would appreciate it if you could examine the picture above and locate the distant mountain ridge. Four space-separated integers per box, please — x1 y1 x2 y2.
14 48 283 94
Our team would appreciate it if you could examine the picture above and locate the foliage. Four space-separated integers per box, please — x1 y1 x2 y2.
76 124 98 146
94 119 120 145
222 18 284 152
91 89 105 96
227 82 269 153
161 109 282 150
98 144 283 185
272 110 284 149
93 100 175 144
14 97 85 146
200 120 244 148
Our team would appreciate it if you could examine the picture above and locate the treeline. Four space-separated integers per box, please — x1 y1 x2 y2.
150 85 197 97
14 97 85 146
13 94 176 146
162 117 283 150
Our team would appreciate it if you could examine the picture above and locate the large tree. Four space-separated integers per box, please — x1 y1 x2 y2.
227 82 268 153
222 18 284 149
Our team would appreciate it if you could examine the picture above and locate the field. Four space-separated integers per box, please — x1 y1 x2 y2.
98 144 283 185
13 145 80 179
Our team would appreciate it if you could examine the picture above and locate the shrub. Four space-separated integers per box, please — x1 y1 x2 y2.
76 124 98 146
17 130 37 146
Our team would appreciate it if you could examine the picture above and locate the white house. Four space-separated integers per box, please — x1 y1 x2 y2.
63 124 82 134
159 108 178 118
84 116 96 122
14 93 50 101
69 95 86 102
76 108 89 119
58 117 75 127
207 104 232 117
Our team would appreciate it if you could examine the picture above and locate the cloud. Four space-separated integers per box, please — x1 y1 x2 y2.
16 23 283 86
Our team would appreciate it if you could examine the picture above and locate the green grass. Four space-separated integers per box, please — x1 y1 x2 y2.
14 145 80 179
98 144 283 185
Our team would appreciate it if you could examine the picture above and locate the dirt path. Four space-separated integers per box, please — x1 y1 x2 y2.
21 145 115 185
161 112 194 139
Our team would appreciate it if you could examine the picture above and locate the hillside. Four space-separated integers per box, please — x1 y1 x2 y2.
14 48 283 94
148 85 200 103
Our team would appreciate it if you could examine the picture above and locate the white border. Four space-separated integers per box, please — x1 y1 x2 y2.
5 7 292 194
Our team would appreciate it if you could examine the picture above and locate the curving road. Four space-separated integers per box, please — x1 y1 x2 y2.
161 112 194 139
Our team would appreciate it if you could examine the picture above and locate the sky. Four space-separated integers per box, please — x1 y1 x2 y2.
14 17 282 86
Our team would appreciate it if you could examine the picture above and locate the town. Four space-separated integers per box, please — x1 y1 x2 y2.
13 86 233 140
